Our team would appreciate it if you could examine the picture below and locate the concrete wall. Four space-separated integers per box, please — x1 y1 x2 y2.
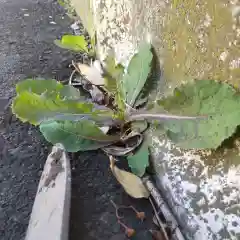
92 0 239 89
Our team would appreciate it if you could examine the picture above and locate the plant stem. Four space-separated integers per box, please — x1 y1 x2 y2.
118 219 129 229
110 199 124 219
149 197 169 240
127 112 206 122
69 69 77 85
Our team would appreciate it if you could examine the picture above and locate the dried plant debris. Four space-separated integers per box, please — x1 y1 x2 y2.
76 61 105 86
110 199 171 240
110 200 148 238
109 156 150 199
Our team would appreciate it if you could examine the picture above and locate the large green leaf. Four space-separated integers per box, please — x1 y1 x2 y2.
121 42 153 107
103 53 124 95
54 35 88 52
17 79 62 95
103 52 125 112
157 80 240 149
16 79 81 100
58 85 83 100
13 79 112 125
40 120 119 152
127 140 149 177
104 52 125 80
12 91 112 125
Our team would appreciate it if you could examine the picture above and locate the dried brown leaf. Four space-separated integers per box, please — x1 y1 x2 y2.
77 61 105 86
109 156 150 198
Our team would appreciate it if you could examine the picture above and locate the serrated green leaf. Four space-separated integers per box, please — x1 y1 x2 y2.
40 120 119 152
16 79 81 100
103 76 117 95
103 53 124 95
157 80 240 149
104 53 124 80
59 84 83 100
13 79 110 125
121 42 153 106
103 52 125 112
17 79 62 95
134 64 161 108
54 35 88 52
127 141 149 177
12 91 112 125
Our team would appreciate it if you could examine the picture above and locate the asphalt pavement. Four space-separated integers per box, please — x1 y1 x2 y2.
0 1 153 239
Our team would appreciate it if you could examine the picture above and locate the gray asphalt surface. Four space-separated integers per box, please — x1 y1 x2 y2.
0 1 153 239
0 1 73 239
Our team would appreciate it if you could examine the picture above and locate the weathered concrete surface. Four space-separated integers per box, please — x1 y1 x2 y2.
92 0 240 90
89 0 240 239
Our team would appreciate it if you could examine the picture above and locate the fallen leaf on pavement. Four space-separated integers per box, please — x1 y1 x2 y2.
109 156 150 198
